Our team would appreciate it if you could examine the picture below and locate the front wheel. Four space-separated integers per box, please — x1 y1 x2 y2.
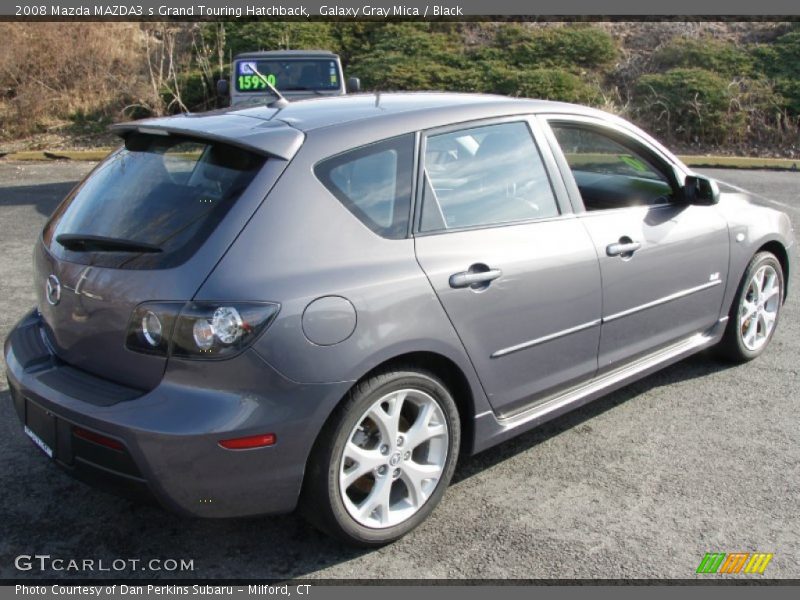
717 251 784 362
301 368 460 546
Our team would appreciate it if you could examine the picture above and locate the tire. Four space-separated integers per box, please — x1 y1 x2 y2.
300 367 460 546
717 251 784 363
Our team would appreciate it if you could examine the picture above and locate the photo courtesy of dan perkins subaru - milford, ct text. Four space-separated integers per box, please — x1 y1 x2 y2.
15 585 311 596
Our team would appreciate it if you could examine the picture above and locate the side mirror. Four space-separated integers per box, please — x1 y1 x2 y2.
347 77 361 93
216 79 229 97
683 174 720 205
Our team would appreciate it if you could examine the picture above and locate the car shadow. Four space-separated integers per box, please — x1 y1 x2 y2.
0 349 736 581
0 385 368 581
453 349 736 483
0 181 79 218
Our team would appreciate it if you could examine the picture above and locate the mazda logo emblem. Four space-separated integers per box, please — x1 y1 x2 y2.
45 274 61 305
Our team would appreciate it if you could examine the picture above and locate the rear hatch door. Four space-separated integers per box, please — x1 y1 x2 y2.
35 122 301 391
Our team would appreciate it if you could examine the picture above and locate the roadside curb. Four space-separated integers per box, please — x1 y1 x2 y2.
0 150 798 171
680 156 799 171
0 150 113 161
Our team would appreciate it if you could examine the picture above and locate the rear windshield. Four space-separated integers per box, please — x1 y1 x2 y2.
43 134 265 269
235 59 340 92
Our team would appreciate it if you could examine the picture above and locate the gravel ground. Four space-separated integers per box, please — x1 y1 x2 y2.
0 162 797 580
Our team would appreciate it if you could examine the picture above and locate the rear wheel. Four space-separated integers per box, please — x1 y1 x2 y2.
301 368 460 546
717 251 784 362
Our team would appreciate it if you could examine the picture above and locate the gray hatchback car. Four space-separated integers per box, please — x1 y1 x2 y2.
4 93 794 545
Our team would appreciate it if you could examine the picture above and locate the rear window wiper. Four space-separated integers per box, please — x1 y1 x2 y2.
55 234 162 254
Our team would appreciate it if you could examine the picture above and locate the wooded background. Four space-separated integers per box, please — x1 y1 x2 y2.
1 21 798 156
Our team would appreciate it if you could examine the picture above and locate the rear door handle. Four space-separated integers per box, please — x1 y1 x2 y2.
449 267 503 289
606 241 642 257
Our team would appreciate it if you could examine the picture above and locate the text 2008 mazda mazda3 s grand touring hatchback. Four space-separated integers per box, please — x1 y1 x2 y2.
4 93 794 545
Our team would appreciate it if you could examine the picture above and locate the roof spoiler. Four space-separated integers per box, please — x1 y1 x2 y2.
110 116 304 161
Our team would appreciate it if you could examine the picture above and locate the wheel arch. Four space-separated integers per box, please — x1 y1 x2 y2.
307 350 480 473
757 240 790 302
358 351 476 456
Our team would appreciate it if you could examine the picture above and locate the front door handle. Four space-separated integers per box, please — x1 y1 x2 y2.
449 266 503 289
606 240 642 257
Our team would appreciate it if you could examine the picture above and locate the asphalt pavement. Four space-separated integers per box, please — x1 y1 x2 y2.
0 161 797 580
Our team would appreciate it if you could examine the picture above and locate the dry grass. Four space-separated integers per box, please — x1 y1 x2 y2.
0 23 156 140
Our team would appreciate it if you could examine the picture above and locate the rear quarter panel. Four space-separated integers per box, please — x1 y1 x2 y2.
194 125 493 421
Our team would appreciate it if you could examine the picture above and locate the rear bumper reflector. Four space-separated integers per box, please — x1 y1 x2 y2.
218 433 276 450
73 427 125 452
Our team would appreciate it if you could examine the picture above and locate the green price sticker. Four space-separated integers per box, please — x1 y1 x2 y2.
237 73 277 91
619 155 649 173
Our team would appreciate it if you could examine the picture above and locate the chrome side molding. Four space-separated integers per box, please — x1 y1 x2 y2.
603 280 722 323
491 319 601 359
491 279 723 359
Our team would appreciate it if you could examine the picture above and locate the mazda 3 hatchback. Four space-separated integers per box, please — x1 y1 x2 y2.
4 93 794 545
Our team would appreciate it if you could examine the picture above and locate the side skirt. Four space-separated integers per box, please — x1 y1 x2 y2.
470 318 727 454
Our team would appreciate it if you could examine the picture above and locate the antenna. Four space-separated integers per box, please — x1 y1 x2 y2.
249 64 289 109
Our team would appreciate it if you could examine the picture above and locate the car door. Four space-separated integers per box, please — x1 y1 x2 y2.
413 118 603 416
540 116 729 372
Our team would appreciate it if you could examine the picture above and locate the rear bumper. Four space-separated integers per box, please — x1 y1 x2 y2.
4 309 351 518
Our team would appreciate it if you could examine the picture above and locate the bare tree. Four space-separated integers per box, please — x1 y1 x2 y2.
191 23 226 111
142 23 189 116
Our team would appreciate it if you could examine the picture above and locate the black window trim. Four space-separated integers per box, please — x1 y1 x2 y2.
412 115 572 237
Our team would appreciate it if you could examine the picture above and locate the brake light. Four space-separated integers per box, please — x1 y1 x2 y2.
218 433 276 450
126 301 279 359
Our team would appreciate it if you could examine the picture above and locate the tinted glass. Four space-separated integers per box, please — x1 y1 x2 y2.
421 121 559 232
315 134 414 239
235 59 340 92
43 134 265 269
551 125 675 210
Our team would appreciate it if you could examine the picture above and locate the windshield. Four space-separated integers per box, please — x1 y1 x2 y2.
43 134 265 269
234 58 340 92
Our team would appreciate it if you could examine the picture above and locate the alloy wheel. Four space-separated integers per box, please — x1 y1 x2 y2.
739 264 781 352
339 389 449 528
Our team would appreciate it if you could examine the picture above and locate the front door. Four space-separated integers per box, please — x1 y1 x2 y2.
544 119 729 371
413 119 603 415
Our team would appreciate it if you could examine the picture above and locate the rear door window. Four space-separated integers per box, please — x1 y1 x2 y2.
419 121 559 232
315 134 414 239
43 134 265 269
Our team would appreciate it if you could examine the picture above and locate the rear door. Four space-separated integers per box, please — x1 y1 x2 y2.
413 117 602 415
540 116 729 371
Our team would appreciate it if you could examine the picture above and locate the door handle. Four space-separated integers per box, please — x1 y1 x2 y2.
449 267 503 289
606 240 642 257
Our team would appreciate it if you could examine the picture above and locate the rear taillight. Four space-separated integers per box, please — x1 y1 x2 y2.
126 302 279 359
126 302 179 356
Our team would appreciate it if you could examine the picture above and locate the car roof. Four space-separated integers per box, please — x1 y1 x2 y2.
234 50 340 59
110 93 632 160
243 92 614 132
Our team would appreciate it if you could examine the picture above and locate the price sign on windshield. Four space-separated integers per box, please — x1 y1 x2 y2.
237 61 277 91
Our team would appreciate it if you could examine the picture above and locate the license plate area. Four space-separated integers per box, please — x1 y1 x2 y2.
25 400 56 459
